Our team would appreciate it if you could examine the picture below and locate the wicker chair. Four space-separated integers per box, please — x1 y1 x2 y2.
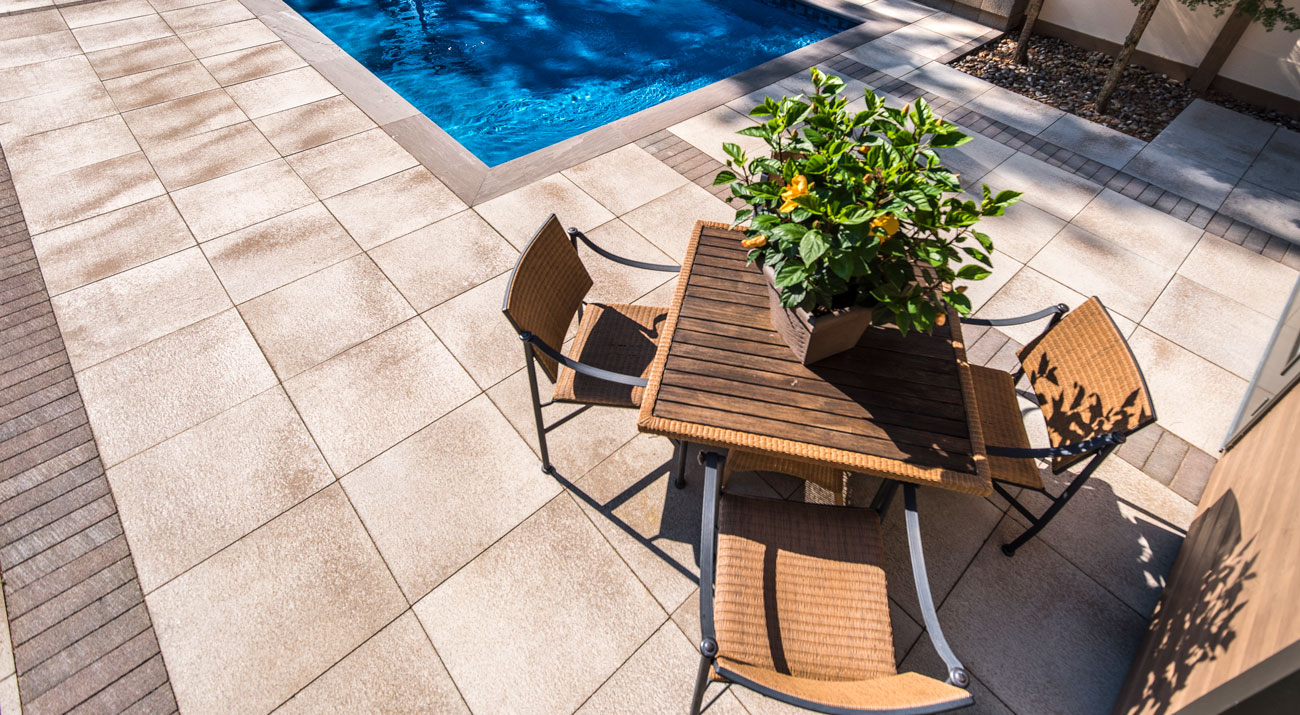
691 451 974 714
964 297 1156 556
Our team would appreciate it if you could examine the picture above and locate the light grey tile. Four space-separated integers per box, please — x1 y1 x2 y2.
1123 142 1237 210
882 25 966 61
473 173 615 249
1028 224 1172 322
1128 327 1246 454
964 193 1064 264
1040 113 1146 169
842 37 929 76
900 62 992 104
1176 233 1298 317
1142 275 1275 379
1072 189 1202 270
983 152 1101 220
967 85 1064 135
563 144 687 215
368 209 518 312
667 105 764 165
1242 126 1300 201
1217 180 1300 244
621 182 737 262
1146 99 1274 178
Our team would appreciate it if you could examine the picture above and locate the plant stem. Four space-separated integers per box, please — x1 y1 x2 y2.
1096 0 1161 115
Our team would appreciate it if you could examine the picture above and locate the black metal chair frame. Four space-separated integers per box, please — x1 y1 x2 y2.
501 223 682 476
690 452 972 715
964 303 1152 557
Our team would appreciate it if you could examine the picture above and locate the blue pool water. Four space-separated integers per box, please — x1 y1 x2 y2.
284 0 847 165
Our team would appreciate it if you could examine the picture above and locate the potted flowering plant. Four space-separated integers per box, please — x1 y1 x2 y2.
715 69 1021 364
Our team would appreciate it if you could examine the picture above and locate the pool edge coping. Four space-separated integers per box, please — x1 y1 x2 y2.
238 0 905 206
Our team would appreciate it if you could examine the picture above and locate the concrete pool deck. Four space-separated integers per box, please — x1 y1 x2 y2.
1 0 1298 712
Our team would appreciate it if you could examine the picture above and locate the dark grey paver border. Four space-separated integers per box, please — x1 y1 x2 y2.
0 145 177 715
237 0 907 205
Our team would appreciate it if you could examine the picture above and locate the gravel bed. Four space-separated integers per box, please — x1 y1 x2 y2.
952 35 1300 141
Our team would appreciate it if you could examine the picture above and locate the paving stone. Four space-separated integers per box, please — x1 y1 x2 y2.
71 15 173 54
142 119 278 191
1179 233 1299 316
1142 431 1190 486
1029 225 1171 323
982 152 1101 221
1128 328 1245 454
176 18 278 57
199 40 306 85
1072 189 1202 270
252 94 375 154
159 0 253 33
171 158 315 240
1169 448 1216 504
1116 422 1162 469
473 173 615 249
225 65 338 118
322 166 465 250
101 58 218 111
121 87 248 148
285 128 417 198
59 0 155 28
369 209 517 313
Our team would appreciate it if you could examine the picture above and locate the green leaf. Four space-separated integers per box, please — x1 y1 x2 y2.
799 230 829 265
929 129 971 148
829 252 854 280
736 126 769 138
775 262 805 288
722 142 746 164
802 154 829 174
712 169 737 186
994 190 1023 206
956 264 991 281
732 208 753 225
972 231 993 251
771 222 808 242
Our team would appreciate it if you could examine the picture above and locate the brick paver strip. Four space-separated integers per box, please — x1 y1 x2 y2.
0 143 178 714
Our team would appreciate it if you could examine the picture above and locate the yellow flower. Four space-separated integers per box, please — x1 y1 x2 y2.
741 235 767 249
870 213 900 238
936 312 947 327
778 175 811 213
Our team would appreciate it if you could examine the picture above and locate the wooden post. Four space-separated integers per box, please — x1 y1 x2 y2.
1014 0 1046 65
1096 0 1162 115
1188 7 1253 94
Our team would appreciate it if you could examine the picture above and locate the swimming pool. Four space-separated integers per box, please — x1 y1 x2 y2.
283 0 848 166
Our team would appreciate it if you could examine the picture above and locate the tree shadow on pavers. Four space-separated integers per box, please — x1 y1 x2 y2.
1114 490 1256 715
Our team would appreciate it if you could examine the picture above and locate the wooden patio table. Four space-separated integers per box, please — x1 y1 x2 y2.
637 221 993 497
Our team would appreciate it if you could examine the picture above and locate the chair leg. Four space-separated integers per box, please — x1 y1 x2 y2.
688 653 711 715
523 343 553 474
1002 447 1114 556
673 440 688 489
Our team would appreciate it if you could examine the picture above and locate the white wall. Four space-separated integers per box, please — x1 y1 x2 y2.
1038 0 1300 103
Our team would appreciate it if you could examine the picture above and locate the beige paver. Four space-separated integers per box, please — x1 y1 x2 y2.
202 202 360 303
170 158 316 240
620 182 736 260
0 30 81 70
177 17 279 58
30 195 194 296
51 246 229 369
275 612 469 715
573 433 700 613
1071 189 1202 270
579 218 676 304
322 166 466 249
225 65 339 118
975 267 1136 344
667 105 763 164
102 58 219 111
285 127 418 198
902 62 992 104
474 173 616 249
938 517 1147 715
146 484 405 714
420 273 524 389
283 318 479 474
1129 327 1246 454
881 23 966 60
160 0 253 33
343 394 560 600
368 209 518 311
1012 454 1194 617
0 82 115 142
1143 275 1276 379
76 309 277 466
59 0 156 28
0 7 65 42
1177 233 1299 316
563 144 688 215
239 254 415 378
415 494 665 715
200 40 306 86
85 35 195 80
147 0 216 12
5 114 140 181
14 151 165 234
0 55 98 103
107 386 332 591
121 86 248 147
983 152 1102 221
251 94 375 154
487 367 642 478
1028 224 1172 322
72 14 174 54
966 196 1064 264
576 621 747 715
142 120 279 191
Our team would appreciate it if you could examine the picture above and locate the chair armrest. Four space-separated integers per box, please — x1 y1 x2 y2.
904 484 970 689
962 303 1068 327
521 332 649 387
699 452 723 655
985 431 1126 459
568 227 680 273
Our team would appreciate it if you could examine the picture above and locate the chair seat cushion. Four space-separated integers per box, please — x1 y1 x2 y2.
717 661 973 714
553 302 667 408
713 494 896 683
969 365 1044 490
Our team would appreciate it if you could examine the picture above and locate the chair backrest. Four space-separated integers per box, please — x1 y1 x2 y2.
502 214 593 381
1017 297 1156 472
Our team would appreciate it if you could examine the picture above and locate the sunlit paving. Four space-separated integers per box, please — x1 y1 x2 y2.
1 0 1299 713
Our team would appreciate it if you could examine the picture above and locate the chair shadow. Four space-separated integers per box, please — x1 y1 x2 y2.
1117 489 1256 715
